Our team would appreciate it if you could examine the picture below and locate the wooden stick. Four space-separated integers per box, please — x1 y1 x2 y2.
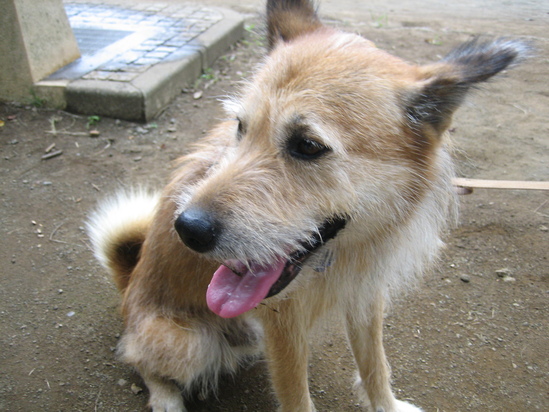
41 149 63 160
453 178 549 192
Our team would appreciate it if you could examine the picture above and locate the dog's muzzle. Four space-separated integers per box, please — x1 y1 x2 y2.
175 206 347 318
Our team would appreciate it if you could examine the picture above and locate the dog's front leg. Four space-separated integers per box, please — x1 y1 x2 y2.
261 302 316 412
140 370 186 412
346 293 422 412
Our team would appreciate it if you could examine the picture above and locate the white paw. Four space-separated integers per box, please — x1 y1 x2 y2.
393 399 423 412
149 391 186 412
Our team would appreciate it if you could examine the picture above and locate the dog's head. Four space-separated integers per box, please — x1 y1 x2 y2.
173 0 528 317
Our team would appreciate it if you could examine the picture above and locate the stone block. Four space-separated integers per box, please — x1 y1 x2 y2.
0 0 80 102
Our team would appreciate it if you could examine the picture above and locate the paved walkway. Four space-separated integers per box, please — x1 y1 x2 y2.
38 1 243 121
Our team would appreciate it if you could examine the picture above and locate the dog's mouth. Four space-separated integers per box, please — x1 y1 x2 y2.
206 217 347 318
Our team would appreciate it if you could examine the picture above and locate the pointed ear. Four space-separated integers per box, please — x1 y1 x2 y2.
266 0 322 51
406 38 530 136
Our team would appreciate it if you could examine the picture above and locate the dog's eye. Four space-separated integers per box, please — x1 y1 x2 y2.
236 118 246 141
287 134 330 160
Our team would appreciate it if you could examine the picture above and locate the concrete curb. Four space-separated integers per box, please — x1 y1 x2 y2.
36 7 243 122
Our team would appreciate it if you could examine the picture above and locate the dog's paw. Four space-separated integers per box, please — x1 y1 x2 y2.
393 399 423 412
148 389 186 412
149 398 186 412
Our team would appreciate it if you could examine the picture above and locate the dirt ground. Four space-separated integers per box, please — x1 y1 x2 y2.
1 2 547 411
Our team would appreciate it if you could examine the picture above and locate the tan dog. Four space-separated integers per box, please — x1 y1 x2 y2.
87 1 527 411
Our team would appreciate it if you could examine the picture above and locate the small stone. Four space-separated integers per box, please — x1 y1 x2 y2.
193 90 203 100
117 379 127 387
89 130 100 137
539 225 548 232
460 275 471 283
502 276 516 282
130 383 143 394
495 268 512 277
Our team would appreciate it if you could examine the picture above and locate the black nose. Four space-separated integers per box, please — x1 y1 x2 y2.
174 207 220 253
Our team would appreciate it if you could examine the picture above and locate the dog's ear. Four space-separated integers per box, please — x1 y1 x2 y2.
266 0 322 51
406 38 530 137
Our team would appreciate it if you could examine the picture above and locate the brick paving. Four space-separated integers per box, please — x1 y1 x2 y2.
37 1 243 120
50 2 224 81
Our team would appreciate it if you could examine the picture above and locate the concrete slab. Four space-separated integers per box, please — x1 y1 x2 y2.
0 0 80 102
34 1 244 121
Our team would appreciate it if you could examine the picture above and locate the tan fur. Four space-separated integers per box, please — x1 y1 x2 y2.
87 1 526 411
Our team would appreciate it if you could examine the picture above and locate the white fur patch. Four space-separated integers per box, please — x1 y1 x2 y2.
86 189 160 271
393 399 424 412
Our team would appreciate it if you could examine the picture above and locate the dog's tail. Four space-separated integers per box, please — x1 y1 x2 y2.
86 189 160 292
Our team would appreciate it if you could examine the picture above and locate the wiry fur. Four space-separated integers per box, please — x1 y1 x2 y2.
87 1 527 411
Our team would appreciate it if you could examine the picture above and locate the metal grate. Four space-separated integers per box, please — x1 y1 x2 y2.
72 28 133 56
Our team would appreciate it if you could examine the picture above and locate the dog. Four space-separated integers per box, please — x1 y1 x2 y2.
87 0 527 410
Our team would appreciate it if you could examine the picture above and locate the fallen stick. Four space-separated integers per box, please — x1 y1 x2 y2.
453 178 549 194
45 143 56 153
45 130 88 136
41 149 63 160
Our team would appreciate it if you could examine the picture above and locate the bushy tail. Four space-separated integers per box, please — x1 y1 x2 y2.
86 190 160 292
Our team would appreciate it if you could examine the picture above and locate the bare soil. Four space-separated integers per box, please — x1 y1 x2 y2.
1 3 547 411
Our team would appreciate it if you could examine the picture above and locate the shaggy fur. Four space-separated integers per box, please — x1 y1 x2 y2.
87 1 527 411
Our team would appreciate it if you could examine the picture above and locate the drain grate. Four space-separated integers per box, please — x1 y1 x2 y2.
47 3 223 83
72 28 134 56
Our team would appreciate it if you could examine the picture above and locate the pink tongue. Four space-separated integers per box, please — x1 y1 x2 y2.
206 259 286 318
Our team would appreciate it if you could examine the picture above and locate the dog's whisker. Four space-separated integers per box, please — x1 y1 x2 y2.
259 302 280 313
